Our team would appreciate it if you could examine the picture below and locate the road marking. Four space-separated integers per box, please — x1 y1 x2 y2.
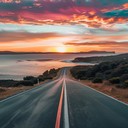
63 79 70 128
68 78 128 106
55 85 64 128
83 83 128 106
55 68 70 128
0 68 65 103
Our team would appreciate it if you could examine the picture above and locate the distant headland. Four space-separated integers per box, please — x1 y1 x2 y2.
0 51 115 55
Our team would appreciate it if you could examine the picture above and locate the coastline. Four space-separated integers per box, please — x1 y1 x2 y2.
0 68 61 100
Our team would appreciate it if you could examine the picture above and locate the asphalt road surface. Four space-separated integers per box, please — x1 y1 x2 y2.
0 68 128 128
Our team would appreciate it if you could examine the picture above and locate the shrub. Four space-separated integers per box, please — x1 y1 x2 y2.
95 73 104 79
38 68 60 81
92 78 103 83
0 80 18 87
117 80 128 88
43 70 49 77
104 70 112 75
49 68 57 74
99 62 111 72
71 60 128 88
38 75 45 81
110 65 128 77
23 76 35 80
23 76 38 84
120 74 128 82
123 80 128 88
109 77 120 84
70 66 86 79
15 80 34 86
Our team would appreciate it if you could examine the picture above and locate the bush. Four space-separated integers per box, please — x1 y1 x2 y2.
38 68 60 81
23 76 38 84
123 80 128 88
116 80 128 88
43 70 49 77
109 77 120 84
92 78 103 83
38 75 45 81
120 74 128 82
15 80 34 86
0 80 18 87
71 59 128 89
23 76 35 80
110 65 128 77
95 73 104 79
99 62 111 72
49 68 57 74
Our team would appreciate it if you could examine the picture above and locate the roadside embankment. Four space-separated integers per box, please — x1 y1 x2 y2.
68 61 128 104
0 68 60 100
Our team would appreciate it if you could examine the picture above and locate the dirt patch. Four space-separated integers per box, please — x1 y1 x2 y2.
0 88 6 93
67 68 128 104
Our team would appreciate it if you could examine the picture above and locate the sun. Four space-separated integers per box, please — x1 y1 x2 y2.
56 46 67 53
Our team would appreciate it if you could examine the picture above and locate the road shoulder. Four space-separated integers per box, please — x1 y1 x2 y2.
67 67 128 104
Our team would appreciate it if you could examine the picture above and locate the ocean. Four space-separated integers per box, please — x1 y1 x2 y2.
0 53 113 80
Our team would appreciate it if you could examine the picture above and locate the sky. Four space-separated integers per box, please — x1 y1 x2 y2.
0 0 128 53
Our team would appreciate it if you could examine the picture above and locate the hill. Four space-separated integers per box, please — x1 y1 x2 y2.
71 59 128 88
73 53 128 63
0 51 115 55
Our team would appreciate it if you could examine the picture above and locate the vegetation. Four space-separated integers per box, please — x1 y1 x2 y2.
15 80 34 86
0 68 60 88
71 60 128 88
0 80 18 87
123 80 128 88
72 53 128 63
23 76 38 84
92 78 103 83
109 77 120 84
37 68 60 82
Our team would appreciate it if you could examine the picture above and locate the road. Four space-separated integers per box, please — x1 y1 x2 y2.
0 68 128 128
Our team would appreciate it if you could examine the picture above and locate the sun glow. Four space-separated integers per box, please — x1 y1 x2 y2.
56 46 67 53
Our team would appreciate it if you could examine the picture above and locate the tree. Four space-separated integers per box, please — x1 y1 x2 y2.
23 76 38 84
23 76 35 81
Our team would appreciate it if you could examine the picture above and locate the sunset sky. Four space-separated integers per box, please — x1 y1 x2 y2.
0 0 128 53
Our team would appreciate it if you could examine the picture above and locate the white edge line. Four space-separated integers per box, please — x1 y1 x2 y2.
72 79 128 107
63 79 70 128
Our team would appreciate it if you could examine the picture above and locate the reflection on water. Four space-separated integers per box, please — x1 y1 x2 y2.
0 60 77 80
0 53 113 80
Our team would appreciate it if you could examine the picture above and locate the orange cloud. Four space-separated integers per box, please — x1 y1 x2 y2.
89 11 96 16
123 3 128 9
0 32 62 43
0 45 57 52
65 41 128 46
